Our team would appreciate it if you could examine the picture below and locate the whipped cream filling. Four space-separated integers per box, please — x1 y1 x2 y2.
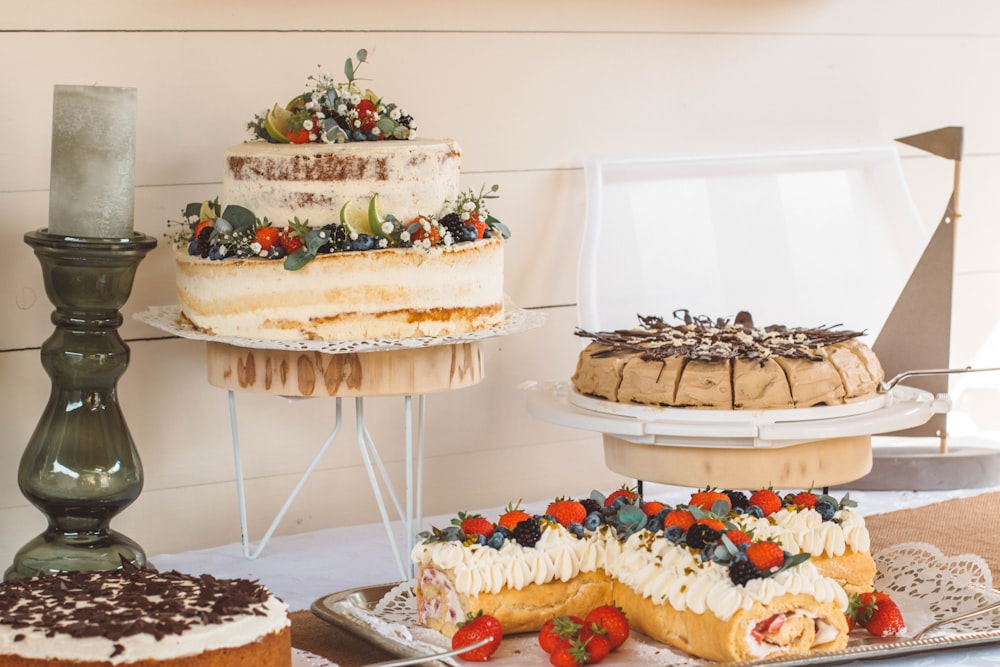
737 507 870 557
609 531 848 622
411 523 610 596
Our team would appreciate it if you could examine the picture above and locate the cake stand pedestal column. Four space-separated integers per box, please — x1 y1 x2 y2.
204 341 484 580
6 231 157 580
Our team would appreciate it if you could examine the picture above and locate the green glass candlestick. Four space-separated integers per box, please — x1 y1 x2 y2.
5 230 157 580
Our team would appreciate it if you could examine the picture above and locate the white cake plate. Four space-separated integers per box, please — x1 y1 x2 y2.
521 382 952 488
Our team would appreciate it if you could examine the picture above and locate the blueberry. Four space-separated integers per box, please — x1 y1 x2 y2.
746 505 764 519
350 234 374 251
815 500 837 521
487 532 505 550
568 523 584 538
459 226 478 243
583 513 602 531
483 228 492 239
646 516 664 533
475 534 487 546
187 240 200 255
664 525 685 543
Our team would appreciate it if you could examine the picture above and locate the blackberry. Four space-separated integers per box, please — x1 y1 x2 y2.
685 524 721 550
512 517 541 548
196 225 213 258
581 498 602 516
729 560 760 586
724 490 749 511
439 212 464 238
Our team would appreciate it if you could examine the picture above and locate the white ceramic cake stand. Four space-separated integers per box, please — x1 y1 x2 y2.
521 381 951 488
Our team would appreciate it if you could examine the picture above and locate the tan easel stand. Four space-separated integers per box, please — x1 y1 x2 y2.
846 127 1000 490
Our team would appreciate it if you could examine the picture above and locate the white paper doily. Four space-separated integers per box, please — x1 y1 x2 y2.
134 303 546 354
321 543 1000 666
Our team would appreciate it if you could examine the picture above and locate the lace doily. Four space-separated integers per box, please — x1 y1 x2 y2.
134 304 546 354
318 543 1000 666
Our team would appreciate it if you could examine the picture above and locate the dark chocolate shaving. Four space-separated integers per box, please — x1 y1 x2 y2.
0 567 274 657
575 310 865 363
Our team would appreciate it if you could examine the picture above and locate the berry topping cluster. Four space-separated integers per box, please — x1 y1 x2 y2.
248 49 416 144
169 185 510 271
418 485 857 589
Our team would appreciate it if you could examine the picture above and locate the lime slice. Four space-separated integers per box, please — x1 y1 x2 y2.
367 194 388 239
198 200 217 222
339 200 372 236
263 103 292 143
286 94 309 112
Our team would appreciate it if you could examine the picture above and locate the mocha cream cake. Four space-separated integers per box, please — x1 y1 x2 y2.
572 310 884 410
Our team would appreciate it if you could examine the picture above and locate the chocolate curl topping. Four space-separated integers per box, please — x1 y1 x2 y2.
575 310 865 362
0 567 274 657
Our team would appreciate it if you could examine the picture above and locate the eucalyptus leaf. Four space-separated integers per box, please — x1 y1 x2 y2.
487 218 512 239
344 57 355 82
711 499 731 516
184 202 203 219
356 48 367 63
376 117 397 136
305 229 327 254
283 247 315 271
220 205 257 231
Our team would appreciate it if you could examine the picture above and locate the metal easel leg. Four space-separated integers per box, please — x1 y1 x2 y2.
229 391 342 559
355 395 426 581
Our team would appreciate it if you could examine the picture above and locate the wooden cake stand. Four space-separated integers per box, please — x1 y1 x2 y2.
136 304 544 579
206 341 483 579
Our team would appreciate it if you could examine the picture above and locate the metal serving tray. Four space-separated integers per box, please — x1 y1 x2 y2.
311 545 1000 667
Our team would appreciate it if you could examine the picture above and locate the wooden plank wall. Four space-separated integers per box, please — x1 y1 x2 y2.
2 2 999 564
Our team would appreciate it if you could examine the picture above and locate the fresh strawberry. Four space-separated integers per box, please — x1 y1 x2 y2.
579 629 612 663
280 226 303 254
662 509 696 531
604 486 637 507
724 529 752 547
546 499 588 527
286 128 312 143
748 488 783 517
549 637 589 667
498 501 532 531
864 595 905 637
846 592 878 629
465 210 488 239
689 488 732 512
254 226 281 251
745 541 785 573
454 512 494 540
641 500 667 517
194 219 214 239
409 216 442 244
355 98 378 132
452 610 503 661
584 604 629 649
538 615 583 654
793 491 818 509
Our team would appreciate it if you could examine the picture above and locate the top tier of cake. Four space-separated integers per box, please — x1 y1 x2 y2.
222 137 462 230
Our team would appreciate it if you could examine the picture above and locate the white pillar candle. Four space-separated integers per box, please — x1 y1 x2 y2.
48 85 137 237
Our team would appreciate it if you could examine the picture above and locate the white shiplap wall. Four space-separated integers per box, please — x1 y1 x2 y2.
2 2 1000 568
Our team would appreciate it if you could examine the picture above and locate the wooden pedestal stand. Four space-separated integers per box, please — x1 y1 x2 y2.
205 341 484 579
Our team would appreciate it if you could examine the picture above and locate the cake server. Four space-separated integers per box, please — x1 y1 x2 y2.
879 365 1000 392
363 637 491 667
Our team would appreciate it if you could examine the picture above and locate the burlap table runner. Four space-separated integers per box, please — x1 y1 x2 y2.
292 491 1000 666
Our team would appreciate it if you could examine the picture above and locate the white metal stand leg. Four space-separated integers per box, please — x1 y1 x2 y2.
229 391 342 559
355 395 426 581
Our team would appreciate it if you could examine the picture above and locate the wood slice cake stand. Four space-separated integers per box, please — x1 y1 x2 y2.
205 341 484 579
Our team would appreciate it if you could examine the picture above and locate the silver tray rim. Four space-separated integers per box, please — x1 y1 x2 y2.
310 582 1000 667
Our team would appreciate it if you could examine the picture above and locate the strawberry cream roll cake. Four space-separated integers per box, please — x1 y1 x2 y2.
412 491 850 662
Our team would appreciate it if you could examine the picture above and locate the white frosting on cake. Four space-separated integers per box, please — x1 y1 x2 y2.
0 597 287 664
411 522 611 596
222 138 461 228
608 531 848 622
738 507 871 557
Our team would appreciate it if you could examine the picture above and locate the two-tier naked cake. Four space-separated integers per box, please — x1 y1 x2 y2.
173 50 508 342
